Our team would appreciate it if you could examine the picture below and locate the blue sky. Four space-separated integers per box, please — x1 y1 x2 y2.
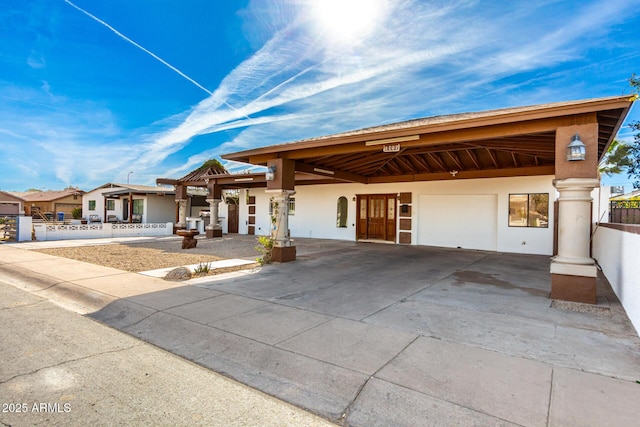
1 0 639 192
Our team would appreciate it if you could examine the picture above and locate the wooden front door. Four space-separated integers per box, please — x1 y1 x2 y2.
357 194 396 242
227 203 239 233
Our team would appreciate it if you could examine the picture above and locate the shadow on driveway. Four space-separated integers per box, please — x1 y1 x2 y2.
90 239 640 426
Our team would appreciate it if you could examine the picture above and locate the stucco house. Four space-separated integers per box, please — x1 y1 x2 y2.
9 188 84 219
83 183 176 224
164 95 634 305
0 190 26 216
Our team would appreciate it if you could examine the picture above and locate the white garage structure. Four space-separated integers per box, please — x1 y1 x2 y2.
418 194 498 251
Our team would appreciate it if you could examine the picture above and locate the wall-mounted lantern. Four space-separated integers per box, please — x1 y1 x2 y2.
566 133 586 161
265 165 276 181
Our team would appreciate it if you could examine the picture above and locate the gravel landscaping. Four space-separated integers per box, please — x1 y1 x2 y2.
32 235 262 273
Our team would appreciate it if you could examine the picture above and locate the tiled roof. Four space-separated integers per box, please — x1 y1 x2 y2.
19 189 84 202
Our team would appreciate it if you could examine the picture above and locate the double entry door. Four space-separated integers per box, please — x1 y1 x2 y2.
356 194 396 242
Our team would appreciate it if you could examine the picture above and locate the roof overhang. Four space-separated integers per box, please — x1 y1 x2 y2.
102 188 175 198
221 96 634 185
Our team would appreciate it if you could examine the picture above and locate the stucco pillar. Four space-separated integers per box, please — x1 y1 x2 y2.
174 185 188 232
176 199 188 229
267 190 295 247
551 120 599 304
266 158 296 262
550 178 599 304
205 183 222 238
206 198 223 238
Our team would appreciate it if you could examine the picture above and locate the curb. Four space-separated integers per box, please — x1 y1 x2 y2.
0 264 116 314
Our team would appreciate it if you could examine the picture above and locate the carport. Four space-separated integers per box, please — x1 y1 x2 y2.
221 96 635 304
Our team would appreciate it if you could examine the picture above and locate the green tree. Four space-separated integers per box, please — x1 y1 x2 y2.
198 158 228 174
627 74 640 188
600 139 632 176
602 74 640 188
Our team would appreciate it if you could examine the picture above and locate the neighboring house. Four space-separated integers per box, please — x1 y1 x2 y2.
10 189 84 219
83 183 176 224
0 190 26 215
610 189 640 201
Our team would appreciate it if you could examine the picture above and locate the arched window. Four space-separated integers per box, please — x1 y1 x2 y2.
336 196 348 228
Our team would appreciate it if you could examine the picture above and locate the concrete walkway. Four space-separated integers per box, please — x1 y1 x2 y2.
1 238 639 426
0 280 336 427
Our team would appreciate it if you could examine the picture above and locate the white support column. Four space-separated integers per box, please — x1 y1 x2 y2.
550 177 599 303
268 190 295 248
176 199 188 229
206 198 222 238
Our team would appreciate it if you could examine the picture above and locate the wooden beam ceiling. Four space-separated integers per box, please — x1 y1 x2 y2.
217 97 633 185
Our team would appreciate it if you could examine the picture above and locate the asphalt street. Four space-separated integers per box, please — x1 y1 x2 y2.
2 238 640 426
0 280 335 427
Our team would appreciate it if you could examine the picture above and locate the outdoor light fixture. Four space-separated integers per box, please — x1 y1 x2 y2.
365 135 420 146
313 167 334 175
265 165 276 181
566 132 586 161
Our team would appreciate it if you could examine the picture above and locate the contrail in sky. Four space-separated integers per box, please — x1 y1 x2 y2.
63 0 212 95
63 0 250 118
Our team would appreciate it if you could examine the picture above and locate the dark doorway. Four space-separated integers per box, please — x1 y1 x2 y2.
122 199 129 221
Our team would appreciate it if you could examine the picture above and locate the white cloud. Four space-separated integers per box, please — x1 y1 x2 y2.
5 0 638 190
141 0 488 168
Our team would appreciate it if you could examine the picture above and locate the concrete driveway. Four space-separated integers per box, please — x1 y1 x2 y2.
84 238 640 426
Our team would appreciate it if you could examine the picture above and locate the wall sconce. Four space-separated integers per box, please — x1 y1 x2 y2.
449 170 459 177
566 132 586 161
265 165 276 181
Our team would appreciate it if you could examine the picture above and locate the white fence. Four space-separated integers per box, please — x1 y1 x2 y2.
31 220 173 241
592 223 640 335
